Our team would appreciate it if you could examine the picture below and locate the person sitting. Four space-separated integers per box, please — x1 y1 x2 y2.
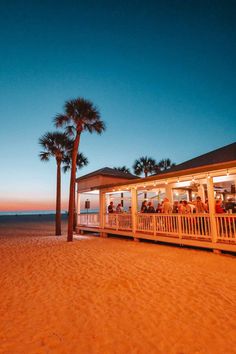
108 201 114 213
116 203 123 213
215 199 225 214
141 200 148 213
147 201 155 213
162 198 172 213
156 203 162 213
172 201 179 213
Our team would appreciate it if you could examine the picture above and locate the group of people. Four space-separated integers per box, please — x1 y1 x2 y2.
140 197 208 214
108 197 236 214
108 201 125 213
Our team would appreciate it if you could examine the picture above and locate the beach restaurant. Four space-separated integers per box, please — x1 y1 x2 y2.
76 142 236 253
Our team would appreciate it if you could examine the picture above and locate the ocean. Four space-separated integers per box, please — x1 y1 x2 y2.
0 209 99 216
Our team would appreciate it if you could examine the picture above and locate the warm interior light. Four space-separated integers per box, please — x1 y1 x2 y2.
192 176 195 182
165 180 168 185
226 169 229 176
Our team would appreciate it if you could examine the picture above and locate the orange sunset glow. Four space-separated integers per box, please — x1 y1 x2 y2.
0 199 68 212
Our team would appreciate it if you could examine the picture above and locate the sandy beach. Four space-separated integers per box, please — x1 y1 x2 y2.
0 217 236 354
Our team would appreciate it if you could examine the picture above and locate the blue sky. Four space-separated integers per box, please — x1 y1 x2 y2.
0 0 235 210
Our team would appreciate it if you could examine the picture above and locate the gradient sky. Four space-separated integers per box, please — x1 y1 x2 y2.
0 0 235 211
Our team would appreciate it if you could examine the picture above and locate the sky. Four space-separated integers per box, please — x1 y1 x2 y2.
0 0 235 211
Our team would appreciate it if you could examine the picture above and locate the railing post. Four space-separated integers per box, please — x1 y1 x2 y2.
153 215 157 236
178 215 182 241
116 214 119 230
207 177 218 243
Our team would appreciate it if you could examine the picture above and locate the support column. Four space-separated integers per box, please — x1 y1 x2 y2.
207 177 217 243
198 184 205 202
131 188 138 241
99 190 107 237
165 184 173 204
76 191 81 223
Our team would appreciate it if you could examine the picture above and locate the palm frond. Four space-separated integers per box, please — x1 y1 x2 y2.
113 166 131 173
39 151 50 161
54 114 69 128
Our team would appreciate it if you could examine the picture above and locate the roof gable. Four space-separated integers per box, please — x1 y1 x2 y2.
76 167 137 181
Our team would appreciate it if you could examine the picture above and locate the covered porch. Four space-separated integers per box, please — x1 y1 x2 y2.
76 143 236 253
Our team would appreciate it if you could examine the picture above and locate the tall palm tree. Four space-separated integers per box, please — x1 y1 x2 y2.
113 166 131 173
133 156 156 177
62 152 88 231
54 97 105 242
158 158 176 172
39 132 70 236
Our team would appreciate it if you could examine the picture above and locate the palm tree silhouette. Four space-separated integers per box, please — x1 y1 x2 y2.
39 132 70 236
157 158 176 172
133 156 156 177
113 166 131 173
54 97 105 241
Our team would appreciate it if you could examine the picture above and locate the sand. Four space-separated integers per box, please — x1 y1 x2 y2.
0 218 236 354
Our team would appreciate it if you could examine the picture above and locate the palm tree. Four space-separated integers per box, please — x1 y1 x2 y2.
133 156 156 177
39 132 70 236
62 152 89 231
62 152 88 173
54 97 105 242
113 166 131 173
158 158 176 172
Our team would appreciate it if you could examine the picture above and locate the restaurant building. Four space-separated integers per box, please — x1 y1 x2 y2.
76 142 236 252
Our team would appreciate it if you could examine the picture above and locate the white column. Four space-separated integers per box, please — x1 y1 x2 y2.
198 184 205 202
207 177 217 243
99 190 105 230
131 188 138 235
165 184 173 203
76 189 81 226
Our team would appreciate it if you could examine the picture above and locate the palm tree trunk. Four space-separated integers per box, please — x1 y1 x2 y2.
67 134 80 241
56 159 61 236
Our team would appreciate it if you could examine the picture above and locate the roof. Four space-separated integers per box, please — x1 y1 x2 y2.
76 167 137 181
164 142 236 174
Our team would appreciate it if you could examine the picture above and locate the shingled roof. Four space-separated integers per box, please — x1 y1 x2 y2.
77 167 137 181
164 142 236 174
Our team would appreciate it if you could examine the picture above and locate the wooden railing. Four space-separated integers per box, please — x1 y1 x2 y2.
77 213 99 227
78 212 236 244
180 214 211 239
104 213 132 231
215 214 236 242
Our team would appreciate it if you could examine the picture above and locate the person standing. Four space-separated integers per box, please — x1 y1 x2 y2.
108 201 114 213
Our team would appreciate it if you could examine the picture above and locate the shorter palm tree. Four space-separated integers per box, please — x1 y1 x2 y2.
62 151 88 231
39 132 70 236
62 152 88 173
113 166 131 174
133 156 156 177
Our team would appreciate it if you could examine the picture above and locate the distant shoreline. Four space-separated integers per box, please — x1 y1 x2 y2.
0 214 68 224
